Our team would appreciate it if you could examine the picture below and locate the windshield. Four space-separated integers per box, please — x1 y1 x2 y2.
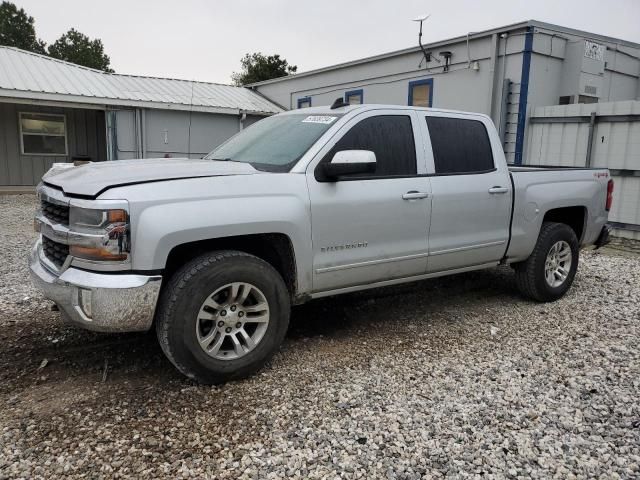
204 113 342 172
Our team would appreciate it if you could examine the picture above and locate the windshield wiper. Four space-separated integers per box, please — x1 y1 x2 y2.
208 158 249 165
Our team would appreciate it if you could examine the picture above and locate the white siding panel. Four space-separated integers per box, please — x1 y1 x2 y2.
527 101 640 235
610 176 640 226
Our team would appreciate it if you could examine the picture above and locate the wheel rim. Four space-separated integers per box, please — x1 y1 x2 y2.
544 241 572 288
196 282 270 361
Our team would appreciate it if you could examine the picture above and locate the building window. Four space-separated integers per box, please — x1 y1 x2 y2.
408 79 433 107
297 97 312 109
344 89 364 105
558 96 573 105
19 112 67 155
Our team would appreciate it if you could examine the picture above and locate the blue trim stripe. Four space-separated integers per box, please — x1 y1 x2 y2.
407 78 434 107
514 27 533 165
297 96 312 108
344 89 364 104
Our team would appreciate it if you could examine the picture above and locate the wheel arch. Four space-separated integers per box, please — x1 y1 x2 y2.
542 206 588 243
164 233 299 301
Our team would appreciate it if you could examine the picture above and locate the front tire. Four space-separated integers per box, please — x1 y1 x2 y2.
155 250 290 384
514 222 579 302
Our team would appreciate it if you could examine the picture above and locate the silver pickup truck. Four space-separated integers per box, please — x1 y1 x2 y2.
30 104 613 384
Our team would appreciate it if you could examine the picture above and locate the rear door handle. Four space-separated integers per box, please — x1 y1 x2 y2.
402 191 430 200
488 186 509 194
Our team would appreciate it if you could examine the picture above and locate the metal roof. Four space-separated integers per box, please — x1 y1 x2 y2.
0 46 281 115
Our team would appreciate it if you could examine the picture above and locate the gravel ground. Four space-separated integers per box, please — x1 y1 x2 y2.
1 194 639 479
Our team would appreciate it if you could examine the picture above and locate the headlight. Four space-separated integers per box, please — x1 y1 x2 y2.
70 208 127 229
69 206 130 262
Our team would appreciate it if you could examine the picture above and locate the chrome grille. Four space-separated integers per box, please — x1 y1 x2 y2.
42 236 69 269
41 199 69 225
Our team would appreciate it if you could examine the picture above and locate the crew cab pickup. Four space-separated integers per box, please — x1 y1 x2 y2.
30 104 613 383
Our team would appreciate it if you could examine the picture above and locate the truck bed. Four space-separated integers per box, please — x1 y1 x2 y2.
505 165 610 262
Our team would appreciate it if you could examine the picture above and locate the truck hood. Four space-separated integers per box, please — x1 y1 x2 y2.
43 158 258 197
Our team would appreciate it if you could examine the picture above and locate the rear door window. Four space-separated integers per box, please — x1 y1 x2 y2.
425 117 494 174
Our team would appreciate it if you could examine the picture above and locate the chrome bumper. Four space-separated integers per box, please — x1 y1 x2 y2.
29 240 162 333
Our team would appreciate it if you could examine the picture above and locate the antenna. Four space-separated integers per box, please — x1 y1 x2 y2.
412 14 440 68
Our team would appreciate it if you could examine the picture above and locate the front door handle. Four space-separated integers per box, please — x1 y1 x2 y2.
488 186 509 194
402 191 430 200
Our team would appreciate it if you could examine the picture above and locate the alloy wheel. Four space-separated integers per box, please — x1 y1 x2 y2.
196 282 270 360
544 241 572 288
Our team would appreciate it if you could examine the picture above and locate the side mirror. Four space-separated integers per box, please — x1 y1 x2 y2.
322 150 376 180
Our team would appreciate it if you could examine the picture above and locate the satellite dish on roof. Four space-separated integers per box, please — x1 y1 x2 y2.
411 14 439 67
412 14 430 22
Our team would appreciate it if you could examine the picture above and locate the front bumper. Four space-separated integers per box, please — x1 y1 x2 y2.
29 241 162 332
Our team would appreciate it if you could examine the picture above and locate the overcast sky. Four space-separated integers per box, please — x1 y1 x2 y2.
16 0 640 84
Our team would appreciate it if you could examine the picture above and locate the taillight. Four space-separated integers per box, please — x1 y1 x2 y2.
606 179 614 211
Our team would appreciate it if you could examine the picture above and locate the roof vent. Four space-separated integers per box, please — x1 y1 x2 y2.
331 97 350 109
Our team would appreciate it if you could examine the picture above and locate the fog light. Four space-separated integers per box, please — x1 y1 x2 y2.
79 288 93 318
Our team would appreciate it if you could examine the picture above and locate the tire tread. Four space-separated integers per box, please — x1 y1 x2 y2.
515 222 578 302
155 250 288 383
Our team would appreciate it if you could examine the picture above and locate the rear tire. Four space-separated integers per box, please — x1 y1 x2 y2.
155 250 290 384
514 222 579 302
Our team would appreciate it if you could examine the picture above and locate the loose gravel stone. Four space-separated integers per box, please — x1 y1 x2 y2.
1 194 639 479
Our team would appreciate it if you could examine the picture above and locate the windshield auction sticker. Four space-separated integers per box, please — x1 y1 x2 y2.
302 116 338 125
